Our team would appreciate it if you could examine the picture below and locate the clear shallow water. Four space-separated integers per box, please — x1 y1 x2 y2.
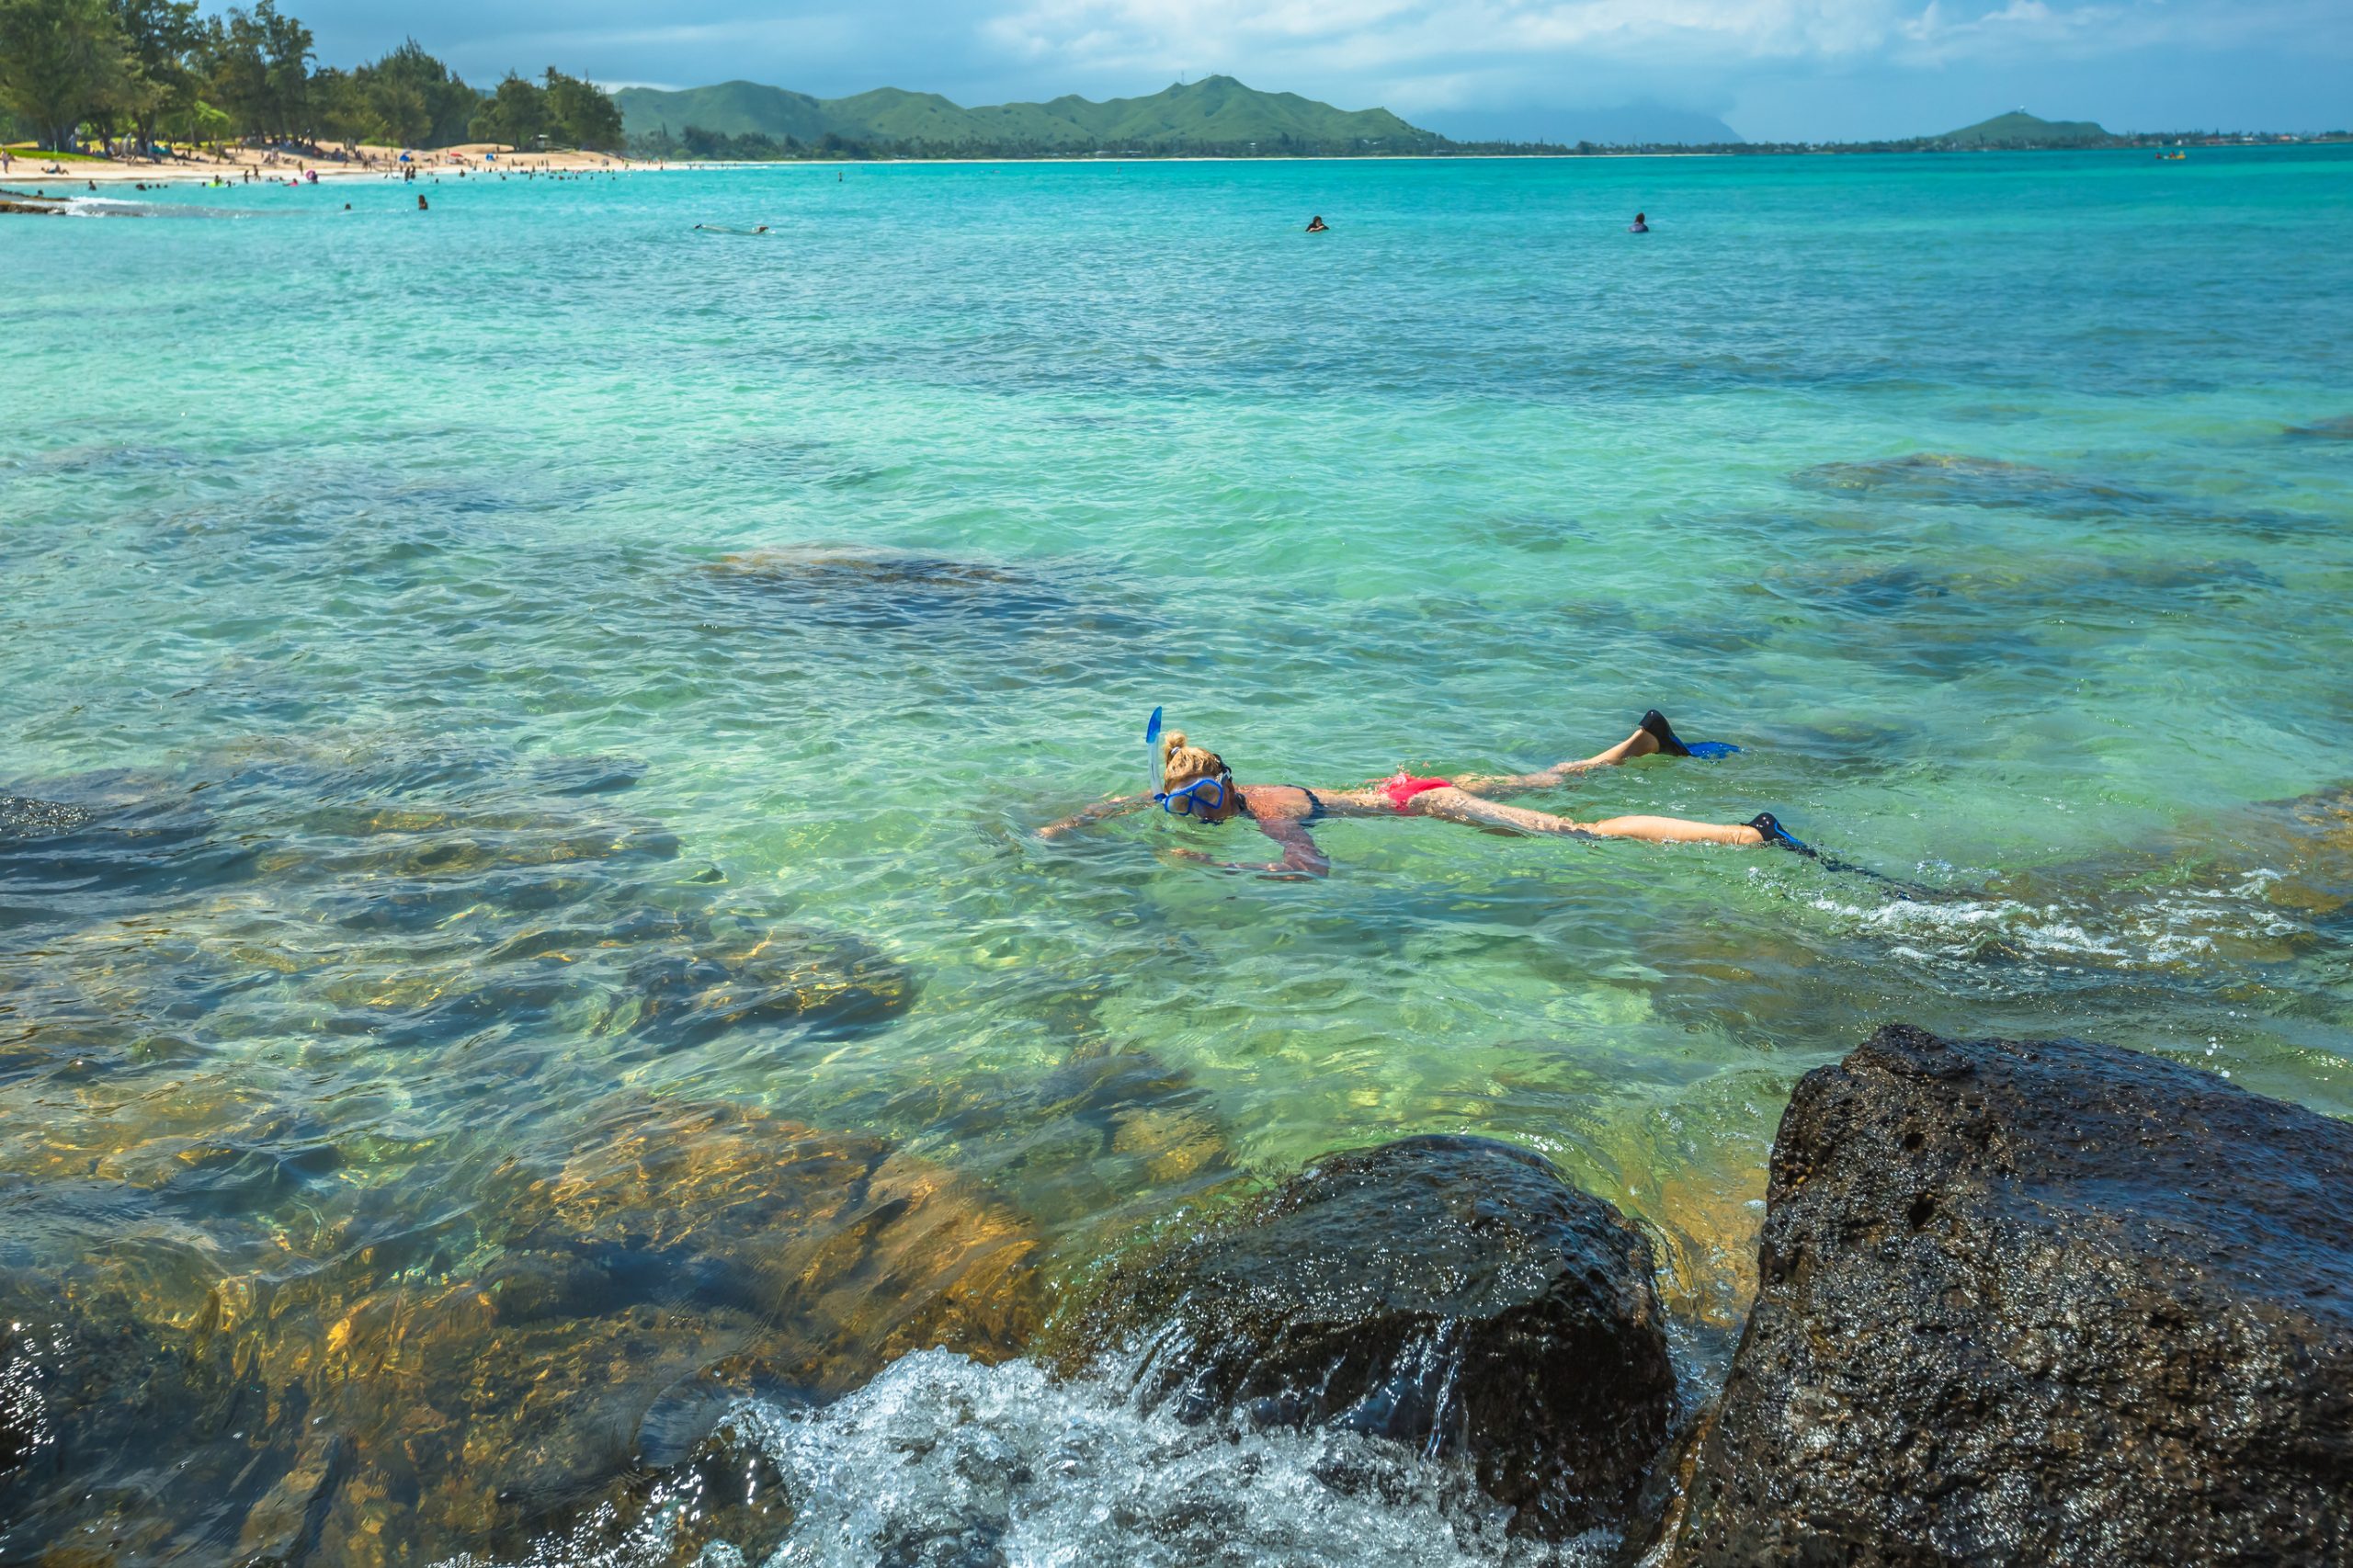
4 149 2352 1563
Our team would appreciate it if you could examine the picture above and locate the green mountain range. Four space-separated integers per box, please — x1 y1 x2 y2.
1940 111 2110 147
614 75 1439 153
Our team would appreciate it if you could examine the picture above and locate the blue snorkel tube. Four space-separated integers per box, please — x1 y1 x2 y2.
1144 706 1165 797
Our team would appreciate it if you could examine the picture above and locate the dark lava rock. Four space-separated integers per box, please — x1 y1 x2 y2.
1085 1134 1676 1540
1660 1023 2353 1568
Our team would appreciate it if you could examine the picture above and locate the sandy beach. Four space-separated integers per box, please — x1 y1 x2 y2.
0 140 645 189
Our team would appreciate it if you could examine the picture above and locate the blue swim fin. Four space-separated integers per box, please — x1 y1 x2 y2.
1746 812 1964 902
1641 710 1739 761
1748 812 1814 857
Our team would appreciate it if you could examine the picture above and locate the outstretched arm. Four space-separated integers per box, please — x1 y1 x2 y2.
1168 812 1331 879
1037 795 1151 839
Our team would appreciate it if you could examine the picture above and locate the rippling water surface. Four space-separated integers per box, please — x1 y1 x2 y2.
4 149 2352 1564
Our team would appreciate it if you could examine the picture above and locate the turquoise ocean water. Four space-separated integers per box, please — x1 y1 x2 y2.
4 149 2351 1563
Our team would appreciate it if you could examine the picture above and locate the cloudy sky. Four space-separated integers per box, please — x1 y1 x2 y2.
281 0 2350 142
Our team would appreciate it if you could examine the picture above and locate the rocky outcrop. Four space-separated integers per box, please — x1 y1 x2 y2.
1659 1024 2353 1567
0 1101 1041 1568
1079 1134 1677 1540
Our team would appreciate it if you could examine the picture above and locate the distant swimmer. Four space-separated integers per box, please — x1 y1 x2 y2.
1304 214 1329 233
417 194 428 210
1040 709 1792 879
1629 211 1650 233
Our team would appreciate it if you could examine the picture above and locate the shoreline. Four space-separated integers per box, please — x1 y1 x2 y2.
17 136 2336 193
0 147 1745 188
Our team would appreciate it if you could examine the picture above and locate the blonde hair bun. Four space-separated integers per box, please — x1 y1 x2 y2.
1158 731 1228 791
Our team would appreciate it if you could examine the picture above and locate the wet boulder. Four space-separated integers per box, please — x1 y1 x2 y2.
1660 1023 2353 1567
1080 1135 1677 1540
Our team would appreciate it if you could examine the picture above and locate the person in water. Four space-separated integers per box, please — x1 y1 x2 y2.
1629 211 1649 233
1040 710 1806 878
1305 215 1330 233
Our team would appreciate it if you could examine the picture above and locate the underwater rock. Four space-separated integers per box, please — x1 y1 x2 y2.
1790 452 2160 516
1657 1023 2353 1567
2286 414 2353 439
706 547 1033 591
690 545 1152 648
0 1098 1040 1567
1750 555 2279 631
521 1098 1041 1381
614 918 916 1048
0 749 667 947
1963 777 2353 975
225 1106 1040 1561
468 1402 799 1568
0 1267 299 1564
2227 780 2353 922
242 1101 1035 1561
916 1051 1237 1228
299 901 914 1056
1077 1135 1676 1540
4 751 911 1075
699 548 1068 629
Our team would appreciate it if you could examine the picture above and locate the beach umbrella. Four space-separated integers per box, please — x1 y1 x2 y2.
398 152 412 164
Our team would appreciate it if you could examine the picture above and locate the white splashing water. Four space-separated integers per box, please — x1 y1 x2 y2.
1766 867 2305 972
465 1350 1611 1568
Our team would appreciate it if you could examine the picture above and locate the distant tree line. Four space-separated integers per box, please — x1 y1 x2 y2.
635 123 878 162
0 0 621 153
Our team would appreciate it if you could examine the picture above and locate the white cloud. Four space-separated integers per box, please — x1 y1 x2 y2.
986 0 1918 74
979 0 2323 83
1897 0 2140 62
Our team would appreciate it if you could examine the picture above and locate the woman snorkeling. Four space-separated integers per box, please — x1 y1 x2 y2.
1040 710 1808 878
